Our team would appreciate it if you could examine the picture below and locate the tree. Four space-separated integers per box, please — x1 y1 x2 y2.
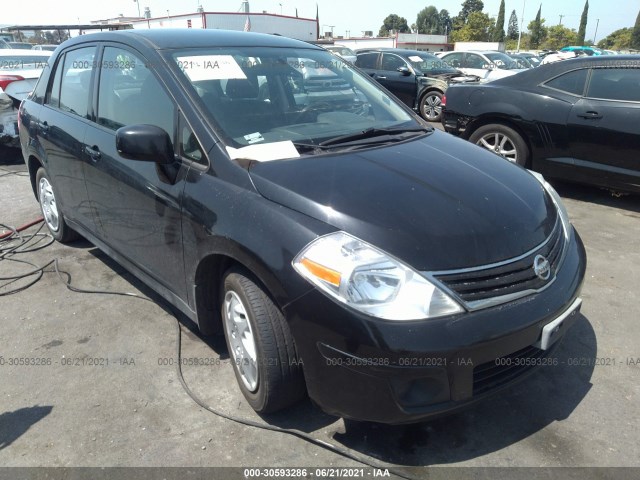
492 0 506 42
450 11 494 42
416 6 440 34
457 0 485 24
597 27 632 50
438 9 453 35
507 9 519 40
543 25 577 50
577 1 589 45
632 9 640 50
378 14 410 36
528 6 546 48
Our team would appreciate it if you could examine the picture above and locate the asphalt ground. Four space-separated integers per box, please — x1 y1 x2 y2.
1 134 639 480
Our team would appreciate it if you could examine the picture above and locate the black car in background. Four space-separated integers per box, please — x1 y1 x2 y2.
19 29 585 424
442 55 640 194
356 48 479 122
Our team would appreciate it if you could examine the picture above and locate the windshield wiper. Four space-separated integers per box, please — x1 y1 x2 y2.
318 126 431 148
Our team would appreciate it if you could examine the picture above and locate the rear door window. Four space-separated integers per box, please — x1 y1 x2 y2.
58 47 96 118
355 53 378 69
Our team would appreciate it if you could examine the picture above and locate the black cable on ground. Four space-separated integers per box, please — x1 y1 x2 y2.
0 219 55 296
51 259 417 480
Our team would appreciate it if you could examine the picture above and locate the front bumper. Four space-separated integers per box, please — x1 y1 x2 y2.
284 229 586 424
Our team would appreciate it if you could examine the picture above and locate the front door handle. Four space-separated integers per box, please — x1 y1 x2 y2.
375 75 387 80
577 111 603 119
38 121 49 133
85 145 102 162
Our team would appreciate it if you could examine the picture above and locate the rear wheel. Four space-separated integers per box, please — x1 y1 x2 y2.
419 91 443 122
221 267 305 413
468 124 529 167
35 168 79 243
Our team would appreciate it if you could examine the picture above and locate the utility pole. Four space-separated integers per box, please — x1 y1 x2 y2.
516 0 526 52
593 18 600 45
559 14 564 25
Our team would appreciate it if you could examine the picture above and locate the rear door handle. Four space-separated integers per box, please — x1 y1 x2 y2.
577 111 603 119
375 75 387 80
84 145 102 162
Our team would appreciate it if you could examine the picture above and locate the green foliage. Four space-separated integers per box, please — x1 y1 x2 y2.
528 6 546 48
507 9 519 40
379 14 410 36
492 0 506 42
597 28 632 50
543 25 578 50
450 11 494 42
416 6 440 34
577 1 589 45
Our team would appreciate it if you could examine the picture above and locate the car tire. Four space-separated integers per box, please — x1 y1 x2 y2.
220 267 306 414
35 167 79 243
469 124 530 167
419 91 444 122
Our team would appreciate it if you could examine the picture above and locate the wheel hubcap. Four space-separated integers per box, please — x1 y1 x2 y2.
223 291 259 392
477 133 518 163
38 177 60 232
423 95 442 120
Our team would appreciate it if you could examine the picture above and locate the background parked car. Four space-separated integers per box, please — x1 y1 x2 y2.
561 46 608 56
0 39 10 49
32 44 58 51
439 50 526 82
325 44 357 64
442 55 640 193
355 48 479 121
515 51 542 66
0 49 51 146
7 42 33 50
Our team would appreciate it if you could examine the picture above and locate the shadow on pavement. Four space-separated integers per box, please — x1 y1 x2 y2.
0 405 53 450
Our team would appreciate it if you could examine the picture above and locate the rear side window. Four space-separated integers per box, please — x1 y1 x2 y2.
58 47 96 118
97 47 175 137
587 68 640 102
47 56 63 107
355 53 378 69
543 69 588 96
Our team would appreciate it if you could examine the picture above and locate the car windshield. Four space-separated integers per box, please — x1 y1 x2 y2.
170 46 419 151
485 52 521 70
406 53 459 74
327 46 355 57
0 54 50 70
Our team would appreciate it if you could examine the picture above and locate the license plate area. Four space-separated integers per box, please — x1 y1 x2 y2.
534 298 582 350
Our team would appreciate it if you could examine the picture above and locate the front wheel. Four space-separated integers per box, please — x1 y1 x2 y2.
221 267 306 414
35 168 79 243
419 91 443 122
468 124 529 167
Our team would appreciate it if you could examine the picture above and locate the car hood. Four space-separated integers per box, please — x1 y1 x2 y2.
424 71 480 83
248 130 557 271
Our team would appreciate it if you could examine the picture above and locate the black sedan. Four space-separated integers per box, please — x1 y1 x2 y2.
442 55 640 193
355 48 478 122
19 29 585 424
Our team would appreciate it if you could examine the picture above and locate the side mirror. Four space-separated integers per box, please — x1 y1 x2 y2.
397 66 412 76
116 124 174 165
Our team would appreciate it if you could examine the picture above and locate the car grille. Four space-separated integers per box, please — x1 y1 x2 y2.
473 345 552 395
433 217 565 307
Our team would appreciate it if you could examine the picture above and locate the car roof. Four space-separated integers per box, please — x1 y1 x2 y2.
482 54 640 86
443 50 505 55
0 49 52 57
59 29 321 51
356 48 436 56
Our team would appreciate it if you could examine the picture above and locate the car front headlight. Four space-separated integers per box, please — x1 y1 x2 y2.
292 232 463 321
529 170 571 240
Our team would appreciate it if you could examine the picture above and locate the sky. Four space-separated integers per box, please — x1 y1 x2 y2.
2 0 637 43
